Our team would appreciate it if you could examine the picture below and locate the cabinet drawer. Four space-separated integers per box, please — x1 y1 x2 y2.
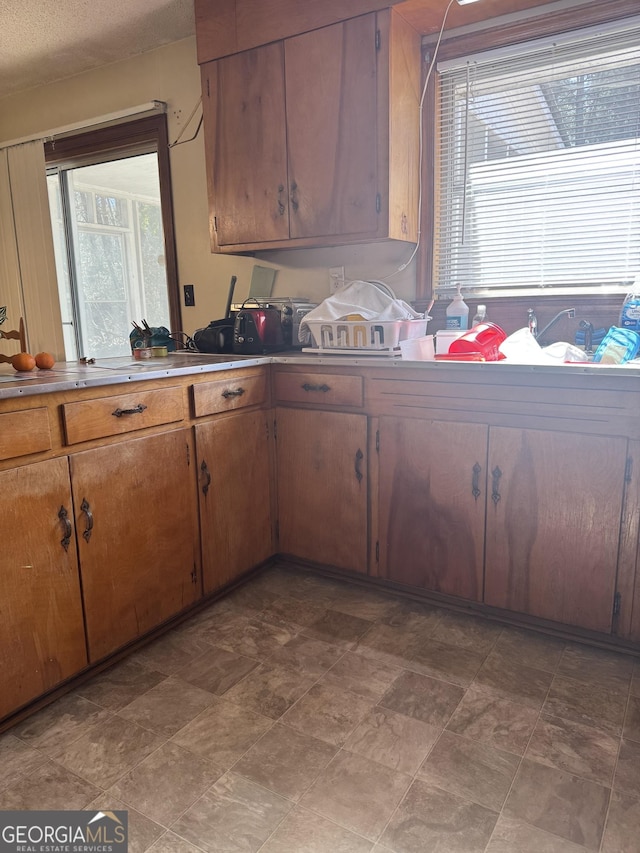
192 372 267 417
63 386 184 445
0 408 51 460
274 371 363 407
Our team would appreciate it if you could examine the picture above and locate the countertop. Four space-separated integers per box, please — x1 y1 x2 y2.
1 349 639 400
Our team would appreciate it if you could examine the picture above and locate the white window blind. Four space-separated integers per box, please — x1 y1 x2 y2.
435 18 640 297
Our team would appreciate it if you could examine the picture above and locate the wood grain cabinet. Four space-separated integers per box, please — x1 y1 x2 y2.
275 407 368 573
377 414 629 634
0 457 87 719
69 429 202 662
195 409 274 594
484 427 628 634
200 9 420 252
377 416 487 600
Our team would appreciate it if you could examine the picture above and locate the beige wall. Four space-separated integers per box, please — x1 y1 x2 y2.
0 36 417 340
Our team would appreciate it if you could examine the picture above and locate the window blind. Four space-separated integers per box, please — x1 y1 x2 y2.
435 17 640 297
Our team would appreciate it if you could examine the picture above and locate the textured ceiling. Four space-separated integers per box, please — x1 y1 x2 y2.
0 0 195 100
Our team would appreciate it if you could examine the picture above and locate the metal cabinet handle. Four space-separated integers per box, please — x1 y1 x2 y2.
302 383 330 393
222 388 245 399
200 459 212 496
112 404 147 417
277 184 286 216
58 505 72 551
491 466 503 504
290 181 299 212
355 448 364 483
80 498 94 542
471 462 482 500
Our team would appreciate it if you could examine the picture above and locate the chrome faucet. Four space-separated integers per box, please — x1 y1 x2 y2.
527 308 537 337
535 308 575 342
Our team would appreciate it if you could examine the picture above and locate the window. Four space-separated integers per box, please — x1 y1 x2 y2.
435 17 640 298
45 115 179 359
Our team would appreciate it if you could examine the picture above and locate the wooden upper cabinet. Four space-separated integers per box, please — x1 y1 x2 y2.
200 9 420 252
201 42 289 247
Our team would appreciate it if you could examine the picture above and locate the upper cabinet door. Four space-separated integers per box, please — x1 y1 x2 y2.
201 42 289 247
284 15 379 240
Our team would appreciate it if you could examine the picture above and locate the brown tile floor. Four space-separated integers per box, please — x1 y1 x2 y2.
2 563 640 852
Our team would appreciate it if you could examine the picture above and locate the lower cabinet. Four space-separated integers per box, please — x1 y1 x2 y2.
378 416 487 600
275 406 368 573
70 429 202 662
0 457 87 719
378 415 629 634
195 409 274 594
485 427 627 634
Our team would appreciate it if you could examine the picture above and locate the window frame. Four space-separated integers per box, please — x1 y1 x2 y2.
44 114 181 347
417 0 640 308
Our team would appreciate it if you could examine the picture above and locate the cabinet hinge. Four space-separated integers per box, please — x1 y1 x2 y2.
613 591 621 617
375 429 380 452
376 193 381 214
625 456 633 483
191 563 198 584
375 29 381 50
375 541 379 562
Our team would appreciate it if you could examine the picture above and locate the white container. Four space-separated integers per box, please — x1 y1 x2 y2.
436 330 465 354
400 335 435 361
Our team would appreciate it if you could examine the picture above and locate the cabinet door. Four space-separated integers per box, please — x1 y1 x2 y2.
196 410 273 594
378 417 488 600
485 427 627 633
276 407 368 573
284 15 379 240
70 430 201 661
201 42 289 247
0 457 87 720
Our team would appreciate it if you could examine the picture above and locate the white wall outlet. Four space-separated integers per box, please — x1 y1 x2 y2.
329 266 345 293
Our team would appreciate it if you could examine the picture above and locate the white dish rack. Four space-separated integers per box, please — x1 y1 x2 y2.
305 318 428 354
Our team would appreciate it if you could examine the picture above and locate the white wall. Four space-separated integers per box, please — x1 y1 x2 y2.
0 36 417 340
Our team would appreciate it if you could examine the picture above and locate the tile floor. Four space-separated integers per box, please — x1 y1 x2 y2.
1 563 640 852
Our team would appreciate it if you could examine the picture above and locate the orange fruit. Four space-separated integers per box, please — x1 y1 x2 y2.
11 352 36 371
35 352 55 370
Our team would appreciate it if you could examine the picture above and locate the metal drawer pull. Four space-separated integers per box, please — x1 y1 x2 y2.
472 462 482 500
491 466 502 504
80 498 94 542
112 404 147 417
200 459 212 496
355 448 364 483
222 388 245 398
302 383 330 393
58 505 72 551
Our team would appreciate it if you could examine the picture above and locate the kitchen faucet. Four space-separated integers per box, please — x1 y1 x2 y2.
534 308 575 343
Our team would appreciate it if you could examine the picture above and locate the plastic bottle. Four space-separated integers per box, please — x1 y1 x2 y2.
446 285 469 330
619 274 640 331
472 304 487 326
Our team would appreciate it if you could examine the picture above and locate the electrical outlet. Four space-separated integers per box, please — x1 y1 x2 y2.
183 284 195 307
329 266 345 293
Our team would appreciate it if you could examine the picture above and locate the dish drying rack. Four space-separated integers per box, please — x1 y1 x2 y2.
304 318 428 355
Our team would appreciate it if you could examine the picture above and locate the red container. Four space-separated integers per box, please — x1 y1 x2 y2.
448 322 507 362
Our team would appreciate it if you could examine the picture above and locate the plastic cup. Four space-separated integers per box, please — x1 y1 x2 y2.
400 335 435 360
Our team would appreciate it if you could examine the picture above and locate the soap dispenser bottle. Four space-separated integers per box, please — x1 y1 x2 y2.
446 285 469 330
